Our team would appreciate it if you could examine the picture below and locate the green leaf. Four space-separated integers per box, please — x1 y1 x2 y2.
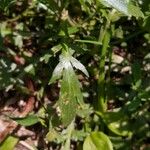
51 44 62 54
97 111 132 136
56 48 86 125
101 0 144 17
24 64 35 75
50 46 88 125
12 115 39 126
37 0 59 13
125 97 141 112
46 129 59 142
76 103 93 118
131 61 142 89
40 54 52 63
58 68 79 126
0 22 12 37
68 27 79 34
83 132 113 150
50 46 89 84
128 3 144 18
0 136 18 150
70 56 89 77
72 130 88 141
75 39 102 45
49 62 64 84
101 0 129 15
59 27 79 36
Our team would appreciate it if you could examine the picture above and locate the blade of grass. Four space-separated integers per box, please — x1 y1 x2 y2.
75 39 102 45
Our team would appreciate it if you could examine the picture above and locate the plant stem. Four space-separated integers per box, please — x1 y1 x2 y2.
97 19 111 112
63 121 74 150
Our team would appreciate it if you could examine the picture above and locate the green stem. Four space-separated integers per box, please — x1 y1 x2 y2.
98 29 110 112
63 121 74 150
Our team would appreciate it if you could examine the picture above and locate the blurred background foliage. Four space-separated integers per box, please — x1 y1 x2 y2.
0 0 150 150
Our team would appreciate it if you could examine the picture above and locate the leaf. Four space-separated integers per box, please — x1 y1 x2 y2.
50 47 88 126
75 39 102 45
40 54 52 63
12 115 39 126
46 129 59 142
101 0 129 15
128 3 144 18
131 61 142 89
51 44 62 54
83 132 113 150
37 2 48 11
0 22 12 37
59 27 79 36
37 0 59 13
0 136 18 150
24 64 35 75
97 111 132 136
58 68 79 126
110 136 132 150
49 62 64 84
101 0 144 17
68 27 79 34
76 103 93 118
70 56 89 77
50 46 89 84
125 97 141 112
72 130 88 141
